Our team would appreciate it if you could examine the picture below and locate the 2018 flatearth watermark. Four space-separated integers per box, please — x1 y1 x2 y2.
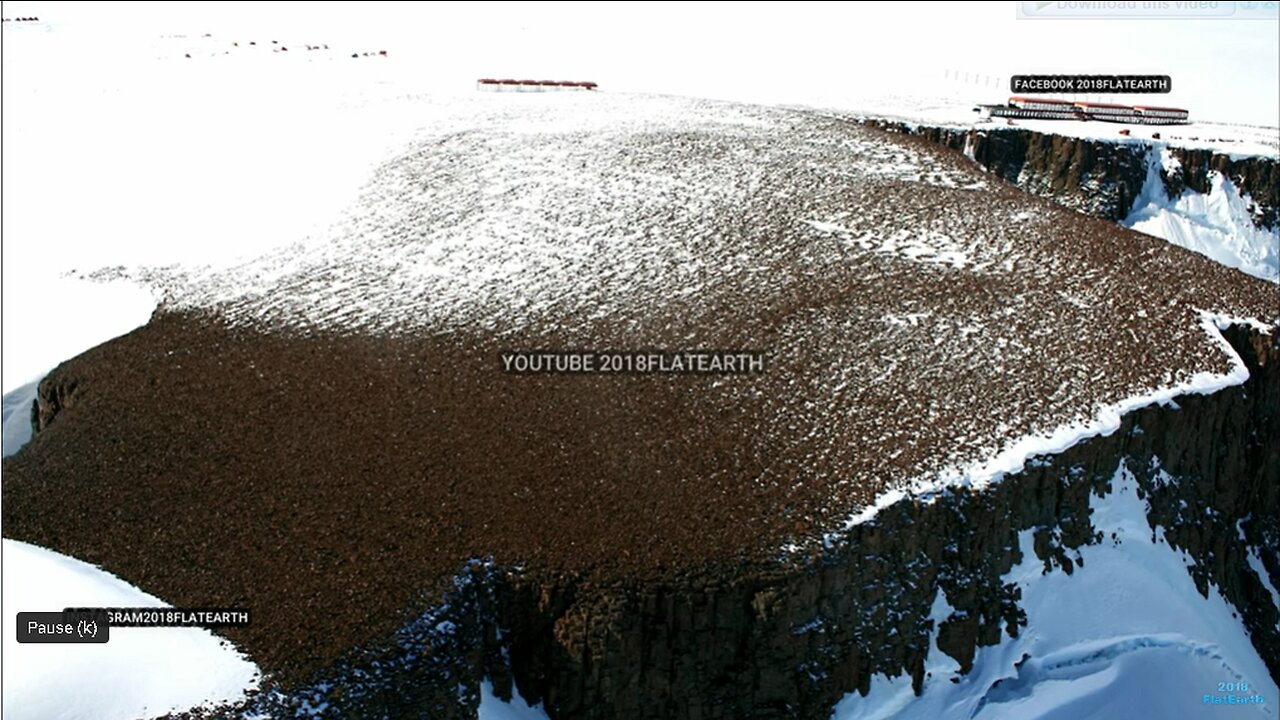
1204 680 1267 706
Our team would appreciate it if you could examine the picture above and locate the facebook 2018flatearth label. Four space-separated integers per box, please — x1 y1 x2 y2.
1010 74 1172 93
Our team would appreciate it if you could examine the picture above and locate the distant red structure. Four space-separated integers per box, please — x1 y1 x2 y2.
979 97 1189 125
477 79 598 92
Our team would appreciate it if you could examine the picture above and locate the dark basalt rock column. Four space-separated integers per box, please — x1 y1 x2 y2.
874 121 1279 230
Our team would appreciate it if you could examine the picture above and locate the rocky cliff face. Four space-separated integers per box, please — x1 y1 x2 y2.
30 376 79 433
1161 147 1280 230
873 121 1279 230
199 325 1278 719
489 325 1279 720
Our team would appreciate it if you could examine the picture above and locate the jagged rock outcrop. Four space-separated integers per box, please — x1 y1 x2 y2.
912 124 1148 221
873 121 1279 230
1161 148 1280 229
30 376 80 432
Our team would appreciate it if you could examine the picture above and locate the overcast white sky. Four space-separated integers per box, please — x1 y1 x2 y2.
4 2 1278 125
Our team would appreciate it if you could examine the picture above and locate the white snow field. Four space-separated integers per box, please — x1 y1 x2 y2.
0 279 157 459
1 540 260 720
1125 148 1280 283
479 680 552 720
4 17 426 720
2 8 1277 720
1 14 434 397
832 463 1278 720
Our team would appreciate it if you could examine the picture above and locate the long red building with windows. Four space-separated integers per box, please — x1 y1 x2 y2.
978 97 1189 124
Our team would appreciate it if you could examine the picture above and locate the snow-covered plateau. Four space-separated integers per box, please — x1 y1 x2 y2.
2 14 1278 720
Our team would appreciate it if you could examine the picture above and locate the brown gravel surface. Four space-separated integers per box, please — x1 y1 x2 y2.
6 317 816 680
3 94 1277 684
